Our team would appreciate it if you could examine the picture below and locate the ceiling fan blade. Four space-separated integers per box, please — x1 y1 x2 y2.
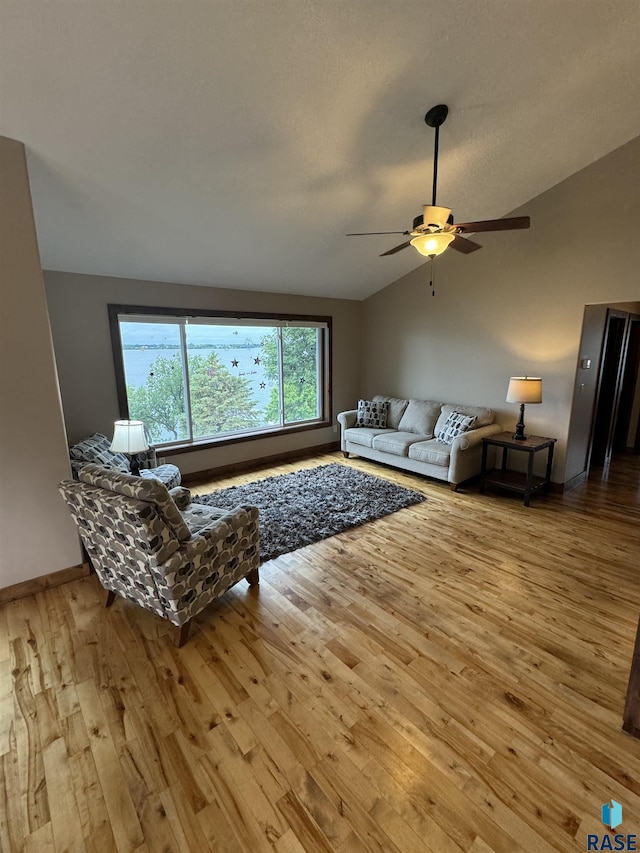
450 234 482 254
454 216 530 234
346 231 409 236
380 240 412 257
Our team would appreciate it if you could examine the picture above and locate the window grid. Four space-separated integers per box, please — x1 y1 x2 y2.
109 306 332 452
178 322 194 443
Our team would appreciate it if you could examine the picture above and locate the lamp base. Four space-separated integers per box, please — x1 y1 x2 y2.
513 403 527 441
129 455 141 477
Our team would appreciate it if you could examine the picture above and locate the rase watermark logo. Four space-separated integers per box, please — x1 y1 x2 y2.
587 800 637 851
602 801 624 831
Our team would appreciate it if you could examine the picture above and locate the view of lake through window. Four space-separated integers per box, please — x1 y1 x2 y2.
118 317 324 445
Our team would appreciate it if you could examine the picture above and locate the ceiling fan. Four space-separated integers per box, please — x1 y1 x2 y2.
346 104 530 259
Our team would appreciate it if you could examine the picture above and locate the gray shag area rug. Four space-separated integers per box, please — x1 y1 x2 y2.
193 463 425 563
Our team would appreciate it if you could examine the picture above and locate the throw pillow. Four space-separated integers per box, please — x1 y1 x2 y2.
372 395 409 429
436 411 477 445
356 399 389 428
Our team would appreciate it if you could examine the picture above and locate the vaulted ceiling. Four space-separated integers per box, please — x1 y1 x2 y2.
2 1 639 299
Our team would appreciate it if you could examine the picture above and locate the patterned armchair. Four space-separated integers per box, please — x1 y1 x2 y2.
58 464 260 646
68 432 182 489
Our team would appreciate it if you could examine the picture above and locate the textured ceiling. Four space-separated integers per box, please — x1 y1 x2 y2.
1 1 639 300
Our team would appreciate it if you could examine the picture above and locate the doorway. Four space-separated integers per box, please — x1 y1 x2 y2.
589 310 640 470
614 317 640 455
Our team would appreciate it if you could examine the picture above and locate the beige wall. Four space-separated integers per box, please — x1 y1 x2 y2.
362 135 640 483
0 137 81 587
44 272 362 476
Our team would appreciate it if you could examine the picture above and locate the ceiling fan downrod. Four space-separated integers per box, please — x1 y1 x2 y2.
425 104 448 207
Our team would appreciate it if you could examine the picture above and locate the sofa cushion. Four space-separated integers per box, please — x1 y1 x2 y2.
357 399 389 428
69 433 130 473
435 404 494 434
436 411 477 445
408 439 451 467
344 427 394 448
372 431 430 457
373 395 409 430
397 399 441 437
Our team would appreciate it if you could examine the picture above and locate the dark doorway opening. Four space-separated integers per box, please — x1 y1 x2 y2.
590 311 640 471
614 317 640 455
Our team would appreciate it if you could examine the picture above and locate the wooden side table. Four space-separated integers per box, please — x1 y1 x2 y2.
480 432 557 506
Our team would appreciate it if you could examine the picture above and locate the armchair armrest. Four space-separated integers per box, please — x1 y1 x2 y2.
152 503 260 628
70 459 85 481
337 410 357 430
180 504 259 560
169 485 192 510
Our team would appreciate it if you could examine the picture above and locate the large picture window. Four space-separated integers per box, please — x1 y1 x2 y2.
109 306 331 449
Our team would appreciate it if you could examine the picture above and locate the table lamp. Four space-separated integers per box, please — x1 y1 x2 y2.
506 377 542 441
110 419 149 476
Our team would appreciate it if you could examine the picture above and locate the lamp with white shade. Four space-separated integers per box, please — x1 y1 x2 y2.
110 420 149 476
506 377 542 441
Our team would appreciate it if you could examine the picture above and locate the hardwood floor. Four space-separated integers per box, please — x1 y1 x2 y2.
2 451 639 852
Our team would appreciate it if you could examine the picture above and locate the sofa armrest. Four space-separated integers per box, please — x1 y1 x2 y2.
337 410 357 430
453 422 503 452
447 423 503 487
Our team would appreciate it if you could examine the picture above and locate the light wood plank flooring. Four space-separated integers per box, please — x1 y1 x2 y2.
2 451 639 852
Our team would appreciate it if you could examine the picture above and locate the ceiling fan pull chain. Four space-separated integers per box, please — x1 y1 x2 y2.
429 258 436 296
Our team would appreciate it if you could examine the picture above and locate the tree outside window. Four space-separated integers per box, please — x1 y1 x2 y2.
115 312 329 447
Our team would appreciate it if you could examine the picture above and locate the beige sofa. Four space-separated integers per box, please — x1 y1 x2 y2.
337 395 502 490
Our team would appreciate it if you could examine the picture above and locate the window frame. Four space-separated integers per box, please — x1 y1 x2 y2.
108 304 333 455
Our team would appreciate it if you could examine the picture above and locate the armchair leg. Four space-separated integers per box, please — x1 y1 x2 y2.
343 451 350 459
449 482 458 492
246 568 260 586
102 588 116 608
174 620 192 648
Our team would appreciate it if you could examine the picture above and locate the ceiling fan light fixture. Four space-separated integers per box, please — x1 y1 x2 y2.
422 205 452 229
345 103 530 258
410 231 455 257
